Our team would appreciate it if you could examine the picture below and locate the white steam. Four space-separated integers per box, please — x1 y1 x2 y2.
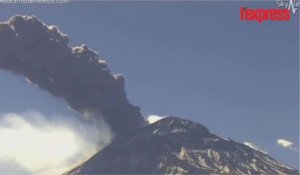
277 139 296 150
0 111 112 175
147 115 165 124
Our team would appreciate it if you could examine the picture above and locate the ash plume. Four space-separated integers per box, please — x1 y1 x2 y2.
0 15 146 136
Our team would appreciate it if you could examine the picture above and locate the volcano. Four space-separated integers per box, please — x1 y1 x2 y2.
65 117 298 175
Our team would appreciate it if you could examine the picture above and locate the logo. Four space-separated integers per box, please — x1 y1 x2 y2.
240 7 290 23
240 0 299 23
276 0 300 14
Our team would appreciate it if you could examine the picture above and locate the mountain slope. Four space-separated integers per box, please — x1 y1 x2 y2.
65 117 298 175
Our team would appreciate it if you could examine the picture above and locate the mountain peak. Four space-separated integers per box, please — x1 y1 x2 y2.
145 116 210 137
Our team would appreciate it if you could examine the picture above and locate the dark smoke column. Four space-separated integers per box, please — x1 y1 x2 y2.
0 15 145 136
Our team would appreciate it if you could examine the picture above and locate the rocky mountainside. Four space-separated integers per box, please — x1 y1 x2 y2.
65 117 298 175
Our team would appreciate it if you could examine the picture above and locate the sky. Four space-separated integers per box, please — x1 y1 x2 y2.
0 0 299 171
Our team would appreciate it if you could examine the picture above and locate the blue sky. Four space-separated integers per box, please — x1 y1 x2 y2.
0 1 299 168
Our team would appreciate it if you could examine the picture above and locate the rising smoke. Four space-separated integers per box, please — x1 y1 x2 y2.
0 15 146 136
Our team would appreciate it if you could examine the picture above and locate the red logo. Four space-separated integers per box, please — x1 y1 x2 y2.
240 7 291 23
